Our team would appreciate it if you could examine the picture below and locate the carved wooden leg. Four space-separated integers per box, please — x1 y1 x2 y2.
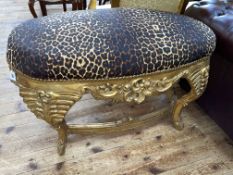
172 91 197 130
17 84 83 155
56 120 68 155
63 1 67 12
77 0 83 10
172 64 209 130
166 88 175 104
39 1 47 16
28 0 37 18
72 1 77 10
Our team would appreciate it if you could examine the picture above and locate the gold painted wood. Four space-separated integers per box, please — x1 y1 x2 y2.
12 57 209 155
67 106 170 134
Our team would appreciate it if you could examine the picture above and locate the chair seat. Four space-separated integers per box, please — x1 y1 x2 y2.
7 8 216 80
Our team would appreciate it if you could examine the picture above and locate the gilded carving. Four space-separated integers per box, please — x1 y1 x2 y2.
188 66 209 97
13 57 210 155
93 70 188 104
123 79 153 104
18 85 82 126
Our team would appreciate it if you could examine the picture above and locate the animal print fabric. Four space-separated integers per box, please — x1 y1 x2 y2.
119 0 182 13
7 8 216 80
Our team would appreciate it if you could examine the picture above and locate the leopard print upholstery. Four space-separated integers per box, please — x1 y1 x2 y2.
7 8 216 80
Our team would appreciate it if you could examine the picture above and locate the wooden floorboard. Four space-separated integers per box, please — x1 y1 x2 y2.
0 0 232 175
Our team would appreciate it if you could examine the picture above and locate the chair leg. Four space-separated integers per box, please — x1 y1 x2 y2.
39 1 47 16
28 0 37 18
83 0 87 9
56 120 68 155
72 0 78 10
180 0 190 14
77 0 83 10
172 90 197 130
172 65 209 130
63 1 67 11
17 83 84 155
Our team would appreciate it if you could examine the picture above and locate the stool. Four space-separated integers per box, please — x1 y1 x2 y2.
7 8 216 155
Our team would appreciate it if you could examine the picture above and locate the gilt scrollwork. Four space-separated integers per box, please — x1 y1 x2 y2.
18 84 83 126
92 70 188 104
97 83 120 98
188 65 209 97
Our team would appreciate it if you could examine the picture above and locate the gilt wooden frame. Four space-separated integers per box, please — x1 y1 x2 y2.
12 57 209 155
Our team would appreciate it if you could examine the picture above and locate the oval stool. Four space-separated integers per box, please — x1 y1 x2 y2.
7 8 216 155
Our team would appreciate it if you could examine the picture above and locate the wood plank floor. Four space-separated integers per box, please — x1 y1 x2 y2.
0 1 233 174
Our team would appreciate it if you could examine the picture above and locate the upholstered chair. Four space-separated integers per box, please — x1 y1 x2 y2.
28 0 85 18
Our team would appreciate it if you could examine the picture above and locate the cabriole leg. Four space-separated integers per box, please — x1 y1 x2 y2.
172 64 209 130
28 0 37 18
56 120 68 155
172 90 197 130
39 1 47 16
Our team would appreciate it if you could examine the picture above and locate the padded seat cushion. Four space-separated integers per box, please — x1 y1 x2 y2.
7 8 216 80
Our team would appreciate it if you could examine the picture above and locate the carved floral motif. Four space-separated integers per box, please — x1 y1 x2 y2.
94 70 188 104
123 79 153 103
